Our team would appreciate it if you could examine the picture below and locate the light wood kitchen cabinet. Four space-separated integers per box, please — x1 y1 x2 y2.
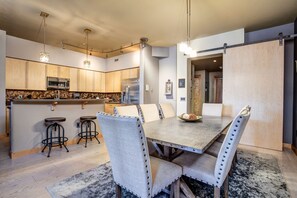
27 61 46 90
47 65 70 79
113 71 121 92
94 72 105 92
78 69 86 91
85 70 94 92
104 103 122 114
105 71 122 92
105 72 113 92
101 73 105 92
6 58 27 89
46 65 58 77
69 67 78 91
129 68 139 79
121 68 139 80
121 69 130 80
59 67 70 78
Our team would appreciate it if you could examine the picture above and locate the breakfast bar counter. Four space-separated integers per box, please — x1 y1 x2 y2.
10 99 105 158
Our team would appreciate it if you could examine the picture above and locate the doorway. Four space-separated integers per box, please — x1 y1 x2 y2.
190 54 223 115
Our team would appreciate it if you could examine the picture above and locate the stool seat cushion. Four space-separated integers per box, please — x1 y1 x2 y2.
45 117 66 122
80 116 97 121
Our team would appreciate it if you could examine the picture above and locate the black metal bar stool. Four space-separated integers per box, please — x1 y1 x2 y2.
77 116 100 148
42 117 69 157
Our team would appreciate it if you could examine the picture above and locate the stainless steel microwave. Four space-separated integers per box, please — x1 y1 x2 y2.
47 77 70 90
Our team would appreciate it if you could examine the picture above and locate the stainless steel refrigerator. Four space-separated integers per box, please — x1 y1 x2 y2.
121 78 140 104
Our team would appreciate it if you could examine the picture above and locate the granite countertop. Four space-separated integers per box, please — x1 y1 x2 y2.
12 99 105 105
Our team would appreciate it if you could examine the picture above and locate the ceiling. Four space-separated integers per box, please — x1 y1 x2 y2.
0 0 296 58
192 54 223 72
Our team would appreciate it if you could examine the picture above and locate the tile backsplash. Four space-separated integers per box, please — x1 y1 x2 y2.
6 90 121 102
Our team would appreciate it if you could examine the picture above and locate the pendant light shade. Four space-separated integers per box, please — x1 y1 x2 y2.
84 28 91 67
40 12 49 62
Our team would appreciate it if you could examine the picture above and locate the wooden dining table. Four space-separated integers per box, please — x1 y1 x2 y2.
142 115 233 198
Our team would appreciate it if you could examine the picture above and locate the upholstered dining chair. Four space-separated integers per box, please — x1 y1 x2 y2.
97 112 182 198
139 104 161 123
114 105 139 117
202 103 223 116
114 105 157 155
173 106 251 198
206 105 251 158
202 103 227 144
159 103 175 118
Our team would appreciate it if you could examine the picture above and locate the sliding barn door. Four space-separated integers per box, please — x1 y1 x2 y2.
223 40 284 151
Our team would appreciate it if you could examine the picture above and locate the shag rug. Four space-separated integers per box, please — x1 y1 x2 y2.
47 150 290 198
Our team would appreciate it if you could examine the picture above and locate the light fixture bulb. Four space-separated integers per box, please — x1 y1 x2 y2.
84 60 91 68
189 49 196 58
40 52 49 62
184 46 193 55
179 42 188 53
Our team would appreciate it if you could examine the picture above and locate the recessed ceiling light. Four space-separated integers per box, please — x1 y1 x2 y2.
213 60 217 63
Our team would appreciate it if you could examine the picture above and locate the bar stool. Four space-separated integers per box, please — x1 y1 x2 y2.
77 116 100 148
41 117 69 157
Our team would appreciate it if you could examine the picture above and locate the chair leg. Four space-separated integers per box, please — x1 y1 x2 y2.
214 187 220 198
174 179 180 198
234 150 238 163
170 185 174 198
115 184 122 198
224 177 229 198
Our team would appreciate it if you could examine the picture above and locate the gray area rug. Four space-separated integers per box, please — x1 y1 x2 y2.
47 150 290 198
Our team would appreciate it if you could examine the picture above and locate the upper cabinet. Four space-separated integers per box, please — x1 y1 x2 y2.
6 57 139 93
105 71 122 92
6 58 46 90
104 68 139 93
69 67 78 92
121 68 139 80
129 68 139 79
94 72 105 92
27 62 46 90
6 58 26 90
46 65 70 79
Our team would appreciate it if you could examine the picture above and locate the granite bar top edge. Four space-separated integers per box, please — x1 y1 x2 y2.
12 99 106 105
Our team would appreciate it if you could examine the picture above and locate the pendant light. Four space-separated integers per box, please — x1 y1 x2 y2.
83 28 91 67
40 12 49 62
179 0 196 57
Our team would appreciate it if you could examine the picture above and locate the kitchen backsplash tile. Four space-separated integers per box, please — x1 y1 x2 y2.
6 90 121 102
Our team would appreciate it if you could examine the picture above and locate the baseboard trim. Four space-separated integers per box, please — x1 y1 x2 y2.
10 134 102 159
283 143 292 150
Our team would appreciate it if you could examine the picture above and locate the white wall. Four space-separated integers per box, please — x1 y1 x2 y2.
6 35 106 71
176 29 245 115
159 46 177 111
106 51 140 71
0 30 6 135
143 45 159 104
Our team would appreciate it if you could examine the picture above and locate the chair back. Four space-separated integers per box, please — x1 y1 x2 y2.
202 103 223 116
139 104 161 123
159 103 175 118
114 105 139 117
97 112 152 197
214 106 251 187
